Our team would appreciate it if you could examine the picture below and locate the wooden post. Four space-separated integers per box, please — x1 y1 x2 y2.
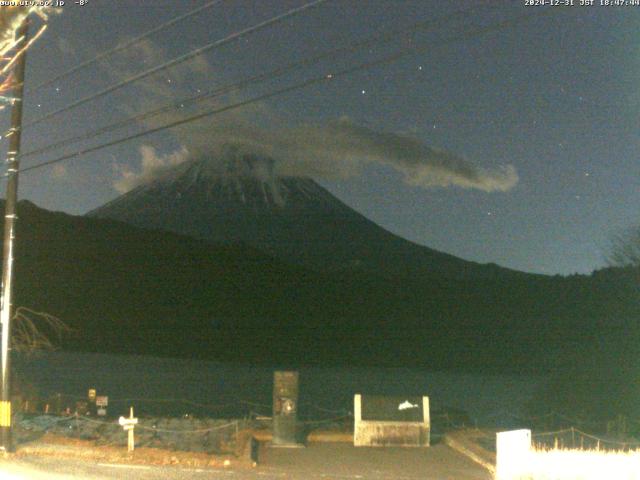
128 406 134 452
119 406 138 453
0 19 29 453
571 427 575 448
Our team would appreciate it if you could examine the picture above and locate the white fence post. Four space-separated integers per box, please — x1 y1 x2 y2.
496 429 531 480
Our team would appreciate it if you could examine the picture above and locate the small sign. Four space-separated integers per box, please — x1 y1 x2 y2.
97 408 107 416
118 416 138 427
88 389 96 402
96 396 108 407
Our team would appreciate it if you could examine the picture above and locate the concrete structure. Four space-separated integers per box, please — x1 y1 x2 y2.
496 429 531 480
272 371 301 447
353 394 430 447
443 429 496 475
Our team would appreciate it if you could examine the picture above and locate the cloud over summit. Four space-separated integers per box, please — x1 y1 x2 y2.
108 40 518 194
117 118 518 194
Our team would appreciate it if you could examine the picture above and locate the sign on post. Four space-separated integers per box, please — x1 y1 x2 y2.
118 407 138 452
96 396 108 416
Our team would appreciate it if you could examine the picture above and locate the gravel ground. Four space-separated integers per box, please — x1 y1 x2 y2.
2 443 492 480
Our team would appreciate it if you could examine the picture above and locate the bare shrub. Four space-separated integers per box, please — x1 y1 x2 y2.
11 306 72 355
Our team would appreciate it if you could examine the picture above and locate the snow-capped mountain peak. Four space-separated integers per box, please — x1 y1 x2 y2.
89 149 494 278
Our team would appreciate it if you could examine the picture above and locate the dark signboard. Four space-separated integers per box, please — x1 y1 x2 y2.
272 371 299 445
361 395 424 422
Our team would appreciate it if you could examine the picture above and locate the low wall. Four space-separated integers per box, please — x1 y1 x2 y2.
496 429 640 480
353 394 429 447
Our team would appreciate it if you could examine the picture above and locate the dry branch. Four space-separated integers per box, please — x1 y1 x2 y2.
11 306 73 354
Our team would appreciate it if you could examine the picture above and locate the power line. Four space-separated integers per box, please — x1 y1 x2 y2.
22 0 330 130
12 7 559 178
28 0 225 93
14 8 556 176
19 3 488 161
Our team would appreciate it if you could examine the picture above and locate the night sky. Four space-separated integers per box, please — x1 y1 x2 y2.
2 0 639 275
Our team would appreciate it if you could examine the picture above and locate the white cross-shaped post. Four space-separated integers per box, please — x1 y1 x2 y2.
118 406 138 452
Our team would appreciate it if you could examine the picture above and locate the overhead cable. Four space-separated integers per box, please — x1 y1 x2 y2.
19 3 488 160
22 0 330 129
29 0 225 92
13 7 559 177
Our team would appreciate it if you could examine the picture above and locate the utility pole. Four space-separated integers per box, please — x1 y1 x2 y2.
0 19 29 453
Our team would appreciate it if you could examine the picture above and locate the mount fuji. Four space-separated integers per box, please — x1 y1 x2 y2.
89 148 516 279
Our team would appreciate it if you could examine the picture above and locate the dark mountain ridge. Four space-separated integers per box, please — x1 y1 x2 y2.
3 200 637 375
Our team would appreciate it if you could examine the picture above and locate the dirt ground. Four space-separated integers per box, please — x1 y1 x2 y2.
9 414 495 479
5 442 493 480
7 431 493 479
15 432 243 469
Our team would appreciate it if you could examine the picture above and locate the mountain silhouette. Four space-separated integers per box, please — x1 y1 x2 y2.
89 148 522 279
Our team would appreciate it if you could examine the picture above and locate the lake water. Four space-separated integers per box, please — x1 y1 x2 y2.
13 351 547 428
